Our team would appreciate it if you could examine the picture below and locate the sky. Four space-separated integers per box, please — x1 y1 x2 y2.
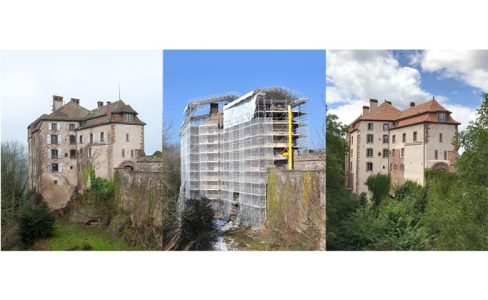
0 50 162 154
163 50 326 149
327 50 488 131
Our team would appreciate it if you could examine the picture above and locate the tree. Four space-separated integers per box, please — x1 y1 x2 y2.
454 92 488 187
18 202 56 248
180 197 216 250
365 174 391 207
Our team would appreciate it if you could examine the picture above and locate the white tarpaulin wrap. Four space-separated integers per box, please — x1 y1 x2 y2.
223 93 256 129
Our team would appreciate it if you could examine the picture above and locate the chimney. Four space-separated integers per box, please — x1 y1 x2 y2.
385 100 392 105
362 105 369 116
71 98 80 105
52 95 63 112
410 101 416 107
97 101 104 108
369 99 378 111
210 103 219 116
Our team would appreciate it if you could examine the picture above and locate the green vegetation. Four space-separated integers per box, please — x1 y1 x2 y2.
18 202 56 248
326 93 488 250
44 221 132 251
179 197 216 250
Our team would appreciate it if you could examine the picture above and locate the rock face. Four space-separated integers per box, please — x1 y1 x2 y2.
69 207 103 225
106 214 131 239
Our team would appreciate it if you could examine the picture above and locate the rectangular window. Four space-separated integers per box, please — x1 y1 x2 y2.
89 148 92 158
391 149 395 157
69 123 75 131
50 135 58 145
413 131 417 142
401 148 405 157
125 114 133 123
367 134 374 143
439 112 446 123
444 151 447 160
402 133 406 143
383 134 388 144
383 123 389 131
50 123 58 131
90 133 93 143
366 148 373 157
368 123 373 130
122 149 125 158
126 133 129 142
69 135 76 145
435 150 438 159
439 133 443 143
392 135 396 143
70 150 76 159
366 162 373 172
52 163 59 172
131 149 134 158
383 149 389 158
79 135 83 144
51 149 59 159
100 132 104 142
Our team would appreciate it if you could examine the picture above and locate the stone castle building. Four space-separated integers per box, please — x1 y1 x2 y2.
345 98 460 195
28 95 146 210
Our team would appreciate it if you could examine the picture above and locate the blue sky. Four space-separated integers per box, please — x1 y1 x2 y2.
0 50 162 154
327 50 488 129
163 50 326 148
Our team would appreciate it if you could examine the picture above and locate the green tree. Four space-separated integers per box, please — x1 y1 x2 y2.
365 173 391 207
18 202 56 249
180 197 216 250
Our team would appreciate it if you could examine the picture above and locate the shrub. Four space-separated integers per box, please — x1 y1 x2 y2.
180 197 216 250
366 174 391 207
18 202 55 248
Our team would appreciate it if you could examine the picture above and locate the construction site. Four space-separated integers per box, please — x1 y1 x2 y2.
178 87 310 229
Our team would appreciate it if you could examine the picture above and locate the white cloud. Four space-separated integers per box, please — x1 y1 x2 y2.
419 50 488 92
0 50 162 154
326 50 477 129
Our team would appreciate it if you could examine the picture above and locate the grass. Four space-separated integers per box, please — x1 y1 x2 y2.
37 220 133 251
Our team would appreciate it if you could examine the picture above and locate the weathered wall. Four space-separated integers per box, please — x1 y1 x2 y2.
266 168 325 250
114 168 163 230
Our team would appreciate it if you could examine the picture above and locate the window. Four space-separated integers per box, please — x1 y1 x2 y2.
351 136 353 144
131 149 134 158
126 133 129 142
366 162 373 172
383 134 389 144
383 149 389 158
444 151 447 160
69 123 75 131
79 135 83 144
439 133 443 143
70 150 76 159
69 135 76 145
402 133 406 143
438 112 446 123
391 149 395 157
401 148 405 157
366 148 373 157
51 163 59 172
50 135 59 145
383 123 389 131
51 149 59 159
100 132 104 142
435 150 438 159
367 134 374 143
122 149 125 158
89 148 92 158
50 123 58 131
392 135 396 143
90 133 93 143
413 131 417 142
368 123 373 130
125 114 133 123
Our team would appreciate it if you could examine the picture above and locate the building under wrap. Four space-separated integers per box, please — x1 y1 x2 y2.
178 87 307 228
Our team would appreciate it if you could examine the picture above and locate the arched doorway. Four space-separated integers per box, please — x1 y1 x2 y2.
432 162 451 171
118 160 135 171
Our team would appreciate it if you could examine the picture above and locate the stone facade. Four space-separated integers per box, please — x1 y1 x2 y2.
28 96 146 210
345 98 460 195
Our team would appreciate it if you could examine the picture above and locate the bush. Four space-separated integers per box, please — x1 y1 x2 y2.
366 174 391 207
18 202 55 248
180 197 216 250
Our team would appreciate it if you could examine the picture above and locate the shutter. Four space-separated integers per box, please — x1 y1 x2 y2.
58 151 62 159
58 135 61 144
47 149 51 159
47 135 51 144
56 123 60 131
47 164 52 173
59 163 63 172
49 123 52 131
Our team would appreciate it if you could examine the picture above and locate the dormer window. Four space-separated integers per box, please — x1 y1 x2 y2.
125 113 133 123
438 112 446 123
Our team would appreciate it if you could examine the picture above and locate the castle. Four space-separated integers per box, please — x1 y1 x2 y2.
28 95 146 210
345 98 460 195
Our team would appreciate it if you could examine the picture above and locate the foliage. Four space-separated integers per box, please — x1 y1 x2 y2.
365 173 391 207
1 141 29 229
89 171 116 206
454 93 488 186
18 202 56 248
179 197 216 250
152 150 163 157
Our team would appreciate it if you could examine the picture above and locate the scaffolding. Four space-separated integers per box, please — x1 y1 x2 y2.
178 87 308 228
